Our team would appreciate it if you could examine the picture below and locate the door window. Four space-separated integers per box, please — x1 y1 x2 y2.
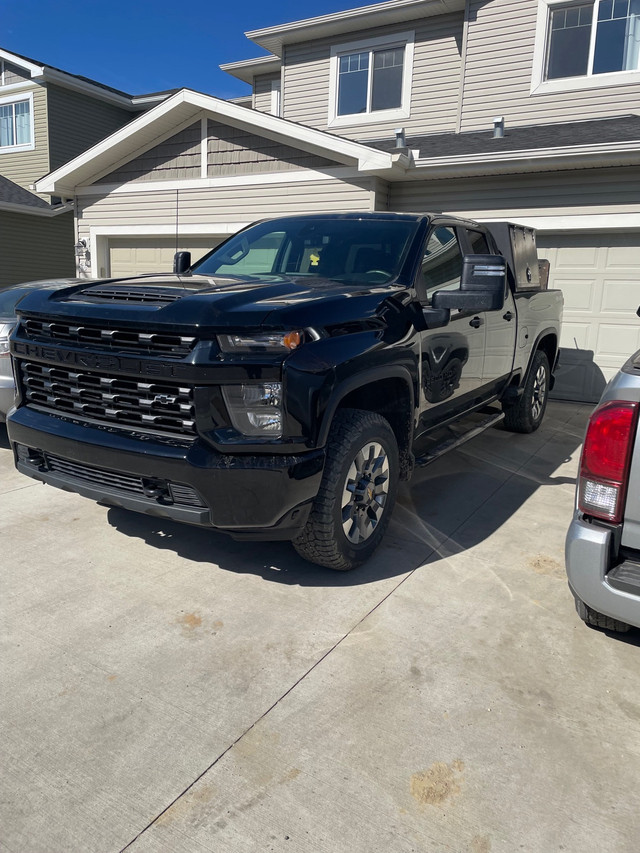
465 230 491 255
419 226 463 303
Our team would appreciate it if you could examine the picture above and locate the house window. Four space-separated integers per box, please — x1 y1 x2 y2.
541 0 640 83
329 31 414 127
0 95 33 150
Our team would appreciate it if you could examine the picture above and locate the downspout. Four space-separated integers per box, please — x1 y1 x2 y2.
455 0 471 134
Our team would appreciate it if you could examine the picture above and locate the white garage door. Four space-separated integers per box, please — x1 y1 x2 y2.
537 233 640 402
108 236 223 278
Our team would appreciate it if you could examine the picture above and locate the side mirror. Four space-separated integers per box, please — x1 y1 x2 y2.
432 254 506 312
173 251 191 274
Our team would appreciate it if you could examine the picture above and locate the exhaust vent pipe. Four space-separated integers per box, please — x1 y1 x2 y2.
493 116 505 139
395 127 406 148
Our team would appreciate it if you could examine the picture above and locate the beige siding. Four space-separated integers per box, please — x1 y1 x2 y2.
0 209 74 287
207 120 336 175
77 177 376 243
3 62 29 85
97 123 202 184
47 84 133 171
460 0 640 131
388 167 640 218
254 73 280 113
282 14 464 140
0 84 49 193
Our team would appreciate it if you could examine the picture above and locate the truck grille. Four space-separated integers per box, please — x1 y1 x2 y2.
21 361 196 437
22 319 196 360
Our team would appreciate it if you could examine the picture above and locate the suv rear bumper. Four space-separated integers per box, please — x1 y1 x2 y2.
565 514 640 630
8 407 324 540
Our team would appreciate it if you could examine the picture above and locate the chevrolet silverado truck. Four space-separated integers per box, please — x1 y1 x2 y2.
566 342 640 632
7 213 562 569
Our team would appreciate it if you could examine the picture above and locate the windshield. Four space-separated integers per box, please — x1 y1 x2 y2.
191 217 419 285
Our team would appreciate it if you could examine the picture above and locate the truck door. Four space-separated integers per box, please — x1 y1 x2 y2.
460 227 517 395
416 224 486 431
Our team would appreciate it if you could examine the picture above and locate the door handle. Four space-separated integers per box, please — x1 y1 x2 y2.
469 316 483 328
503 311 515 321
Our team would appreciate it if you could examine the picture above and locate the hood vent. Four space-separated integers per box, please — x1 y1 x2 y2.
76 285 185 305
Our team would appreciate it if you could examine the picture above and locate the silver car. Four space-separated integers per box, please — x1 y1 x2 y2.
0 281 80 422
566 343 640 633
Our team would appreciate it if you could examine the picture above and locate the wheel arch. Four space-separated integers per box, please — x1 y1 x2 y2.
318 366 416 479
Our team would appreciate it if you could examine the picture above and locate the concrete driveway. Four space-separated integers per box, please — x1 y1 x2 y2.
1 401 639 853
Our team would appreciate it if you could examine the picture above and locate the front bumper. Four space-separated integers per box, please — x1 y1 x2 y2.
565 514 640 630
8 406 324 540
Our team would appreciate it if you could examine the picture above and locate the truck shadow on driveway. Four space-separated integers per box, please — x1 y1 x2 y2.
106 403 587 588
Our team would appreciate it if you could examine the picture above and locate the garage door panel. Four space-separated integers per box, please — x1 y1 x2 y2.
554 279 596 311
604 245 640 267
108 237 221 278
600 280 640 312
560 322 591 350
552 244 599 269
537 232 640 402
596 324 640 360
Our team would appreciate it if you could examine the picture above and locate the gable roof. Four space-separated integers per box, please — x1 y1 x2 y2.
34 88 399 196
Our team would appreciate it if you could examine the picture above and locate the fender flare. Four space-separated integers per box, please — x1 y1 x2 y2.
317 364 416 447
523 327 559 388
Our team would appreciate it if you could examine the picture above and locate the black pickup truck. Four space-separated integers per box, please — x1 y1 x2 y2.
7 213 562 569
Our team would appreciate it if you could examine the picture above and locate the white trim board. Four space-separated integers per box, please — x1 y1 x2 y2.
75 166 363 196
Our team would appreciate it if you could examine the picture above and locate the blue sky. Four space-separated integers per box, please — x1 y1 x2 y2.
2 0 387 100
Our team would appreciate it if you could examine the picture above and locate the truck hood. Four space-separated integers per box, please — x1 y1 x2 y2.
14 273 399 331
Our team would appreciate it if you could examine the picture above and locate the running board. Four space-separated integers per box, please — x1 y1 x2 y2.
414 411 505 468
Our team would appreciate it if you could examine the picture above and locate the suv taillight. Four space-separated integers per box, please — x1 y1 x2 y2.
578 400 639 523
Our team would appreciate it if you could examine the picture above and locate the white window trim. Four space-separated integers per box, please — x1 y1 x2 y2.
0 91 35 153
270 79 282 116
531 0 640 94
328 30 414 129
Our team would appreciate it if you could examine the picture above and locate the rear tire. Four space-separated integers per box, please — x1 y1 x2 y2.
292 409 399 570
503 350 550 434
575 597 631 633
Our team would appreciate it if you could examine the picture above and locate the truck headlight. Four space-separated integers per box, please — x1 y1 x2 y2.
0 323 15 357
221 382 283 438
217 331 302 354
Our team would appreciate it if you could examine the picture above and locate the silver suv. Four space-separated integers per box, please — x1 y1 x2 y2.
566 346 640 633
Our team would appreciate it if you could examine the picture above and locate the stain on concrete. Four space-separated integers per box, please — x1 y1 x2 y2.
529 554 564 578
176 612 202 634
410 760 464 806
156 782 217 827
471 834 491 853
212 619 224 632
107 674 117 682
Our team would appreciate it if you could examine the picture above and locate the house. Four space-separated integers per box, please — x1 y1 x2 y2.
33 0 640 402
0 48 171 287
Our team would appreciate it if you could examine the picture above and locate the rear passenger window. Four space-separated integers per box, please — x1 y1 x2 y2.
420 226 463 303
466 230 490 255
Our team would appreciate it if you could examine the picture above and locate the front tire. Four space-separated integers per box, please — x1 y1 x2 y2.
503 350 550 433
292 409 399 570
575 597 631 633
